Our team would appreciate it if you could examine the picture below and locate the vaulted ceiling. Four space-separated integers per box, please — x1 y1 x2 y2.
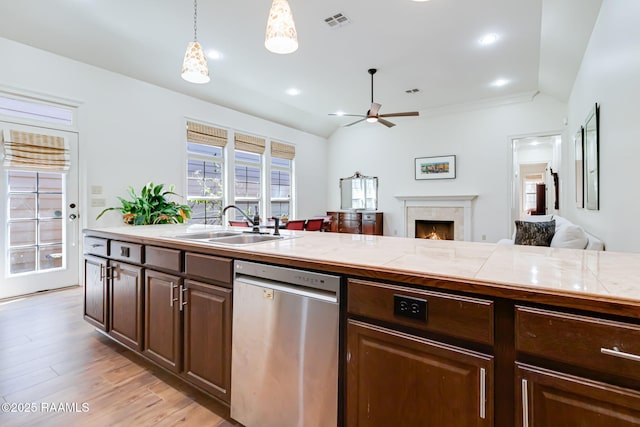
0 0 602 137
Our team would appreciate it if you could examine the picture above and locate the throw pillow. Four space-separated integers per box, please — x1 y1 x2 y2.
514 220 556 246
512 214 554 240
551 224 589 249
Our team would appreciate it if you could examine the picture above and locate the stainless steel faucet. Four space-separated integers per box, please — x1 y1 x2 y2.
222 205 260 233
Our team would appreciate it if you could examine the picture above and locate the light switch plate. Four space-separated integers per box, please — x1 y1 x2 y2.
91 198 106 207
90 185 103 195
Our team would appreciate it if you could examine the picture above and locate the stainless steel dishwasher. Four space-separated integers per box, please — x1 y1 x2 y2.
231 260 341 427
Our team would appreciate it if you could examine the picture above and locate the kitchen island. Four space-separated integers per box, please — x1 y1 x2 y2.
83 224 640 427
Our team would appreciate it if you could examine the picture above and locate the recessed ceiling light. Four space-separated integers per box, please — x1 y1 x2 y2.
286 88 301 96
479 33 499 46
492 78 509 87
207 49 223 60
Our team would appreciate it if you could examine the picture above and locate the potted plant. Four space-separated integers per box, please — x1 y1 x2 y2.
96 182 192 225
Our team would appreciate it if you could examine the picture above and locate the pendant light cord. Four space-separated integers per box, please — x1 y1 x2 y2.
193 0 198 42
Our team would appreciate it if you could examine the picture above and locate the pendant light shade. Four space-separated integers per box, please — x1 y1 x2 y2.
182 0 210 84
265 0 298 54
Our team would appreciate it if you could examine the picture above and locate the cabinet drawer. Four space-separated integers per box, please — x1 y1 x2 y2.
516 306 640 382
145 246 182 273
348 279 494 345
84 236 108 257
185 252 232 287
362 213 376 222
110 240 143 264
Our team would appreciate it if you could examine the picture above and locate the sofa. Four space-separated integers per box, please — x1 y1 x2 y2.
497 215 604 251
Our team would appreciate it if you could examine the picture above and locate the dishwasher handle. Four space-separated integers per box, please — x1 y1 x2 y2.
235 275 338 304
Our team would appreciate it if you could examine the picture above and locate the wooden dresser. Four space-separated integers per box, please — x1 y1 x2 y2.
326 211 383 235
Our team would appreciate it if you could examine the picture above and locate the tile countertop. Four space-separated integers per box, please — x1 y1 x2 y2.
84 224 640 312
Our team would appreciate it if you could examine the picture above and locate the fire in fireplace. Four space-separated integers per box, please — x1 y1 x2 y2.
415 220 454 240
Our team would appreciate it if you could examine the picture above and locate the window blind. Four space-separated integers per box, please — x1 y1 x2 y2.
271 141 295 160
186 121 228 147
234 132 265 154
2 130 70 172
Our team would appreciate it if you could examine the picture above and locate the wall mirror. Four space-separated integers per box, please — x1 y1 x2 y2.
340 172 378 210
584 103 599 210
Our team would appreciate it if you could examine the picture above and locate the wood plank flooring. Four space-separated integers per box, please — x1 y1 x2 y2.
0 287 238 427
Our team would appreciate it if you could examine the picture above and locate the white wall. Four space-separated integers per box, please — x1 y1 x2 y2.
563 1 640 252
0 37 328 228
327 94 567 242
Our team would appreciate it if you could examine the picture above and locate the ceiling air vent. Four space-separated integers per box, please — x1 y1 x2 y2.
405 88 421 94
324 13 351 28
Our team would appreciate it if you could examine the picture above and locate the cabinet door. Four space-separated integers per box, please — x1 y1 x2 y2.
347 319 493 427
83 255 108 331
109 261 144 351
143 270 182 373
517 363 640 427
182 279 232 403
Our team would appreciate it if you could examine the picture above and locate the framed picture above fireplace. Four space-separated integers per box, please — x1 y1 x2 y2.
415 155 456 180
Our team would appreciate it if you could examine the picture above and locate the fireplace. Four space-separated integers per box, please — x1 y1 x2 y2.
415 220 454 240
395 195 477 241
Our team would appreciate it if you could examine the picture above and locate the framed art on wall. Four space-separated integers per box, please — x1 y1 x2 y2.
574 126 584 208
584 103 599 210
415 155 456 180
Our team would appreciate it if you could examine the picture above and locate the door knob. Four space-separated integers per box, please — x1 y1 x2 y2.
69 213 77 220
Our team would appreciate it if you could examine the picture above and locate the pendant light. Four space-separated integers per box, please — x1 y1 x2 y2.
265 0 298 54
181 0 210 84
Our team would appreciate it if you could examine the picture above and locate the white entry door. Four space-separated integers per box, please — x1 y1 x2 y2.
0 121 79 299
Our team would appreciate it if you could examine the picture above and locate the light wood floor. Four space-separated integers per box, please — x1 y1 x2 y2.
0 287 238 427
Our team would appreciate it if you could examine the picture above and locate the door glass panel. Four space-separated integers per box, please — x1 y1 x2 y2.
9 247 36 274
8 171 36 192
38 173 63 192
39 245 63 270
39 193 63 218
6 171 65 276
9 194 36 218
40 219 63 244
9 221 36 246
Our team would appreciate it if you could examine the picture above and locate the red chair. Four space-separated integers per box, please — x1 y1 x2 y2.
304 218 324 231
285 220 305 230
229 220 249 227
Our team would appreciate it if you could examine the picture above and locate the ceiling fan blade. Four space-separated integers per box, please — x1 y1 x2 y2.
328 113 366 117
369 102 381 116
345 118 366 127
378 118 396 128
379 111 420 118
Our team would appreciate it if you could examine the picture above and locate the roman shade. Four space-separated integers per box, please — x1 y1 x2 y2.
271 141 295 160
186 121 228 147
234 132 265 154
2 129 70 172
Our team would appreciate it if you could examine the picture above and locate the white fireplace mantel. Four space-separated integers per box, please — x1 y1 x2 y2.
395 195 478 240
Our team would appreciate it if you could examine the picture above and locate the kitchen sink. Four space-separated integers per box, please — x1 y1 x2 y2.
165 231 293 246
168 231 241 240
207 234 287 245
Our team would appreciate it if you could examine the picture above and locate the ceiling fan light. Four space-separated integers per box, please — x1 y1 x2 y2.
265 0 299 54
366 117 378 123
181 41 210 84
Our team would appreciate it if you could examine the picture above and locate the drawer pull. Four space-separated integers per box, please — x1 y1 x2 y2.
601 346 640 362
479 367 486 419
91 243 104 248
522 379 529 427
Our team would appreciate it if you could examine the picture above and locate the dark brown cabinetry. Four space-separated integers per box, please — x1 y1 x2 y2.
83 234 233 406
347 320 493 426
83 254 108 331
517 364 640 427
346 279 494 426
109 261 144 351
143 269 182 373
326 211 383 235
183 279 232 402
515 306 640 426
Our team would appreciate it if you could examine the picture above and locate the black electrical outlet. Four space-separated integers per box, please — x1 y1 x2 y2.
120 246 130 258
393 294 427 322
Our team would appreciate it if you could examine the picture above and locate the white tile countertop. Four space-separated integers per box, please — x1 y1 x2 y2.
84 224 640 310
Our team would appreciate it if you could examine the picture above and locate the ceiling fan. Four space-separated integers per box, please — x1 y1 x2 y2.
330 68 419 128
